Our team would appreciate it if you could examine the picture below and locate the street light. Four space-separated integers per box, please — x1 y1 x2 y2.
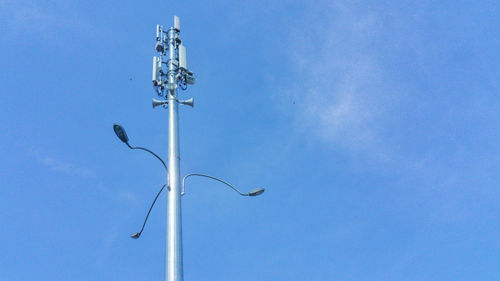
114 125 265 241
248 188 265 197
130 184 167 239
113 123 169 239
182 173 265 197
113 123 129 143
113 123 168 175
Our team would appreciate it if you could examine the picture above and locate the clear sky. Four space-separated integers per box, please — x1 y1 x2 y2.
1 0 499 280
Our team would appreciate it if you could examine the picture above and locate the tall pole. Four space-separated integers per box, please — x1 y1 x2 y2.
152 15 194 281
113 13 263 281
166 24 183 281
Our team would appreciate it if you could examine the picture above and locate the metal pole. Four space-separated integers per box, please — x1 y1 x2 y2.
166 25 183 281
142 15 261 281
144 15 260 281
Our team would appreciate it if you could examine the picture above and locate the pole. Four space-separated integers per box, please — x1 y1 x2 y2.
145 15 260 281
166 25 183 281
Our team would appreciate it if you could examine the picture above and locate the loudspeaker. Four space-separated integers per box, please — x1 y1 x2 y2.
180 98 194 107
152 98 168 108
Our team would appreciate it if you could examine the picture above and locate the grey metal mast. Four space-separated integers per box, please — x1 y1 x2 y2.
166 23 183 281
126 15 262 281
113 12 265 281
152 16 195 281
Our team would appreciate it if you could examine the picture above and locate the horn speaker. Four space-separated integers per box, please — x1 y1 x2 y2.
180 98 194 107
152 98 168 108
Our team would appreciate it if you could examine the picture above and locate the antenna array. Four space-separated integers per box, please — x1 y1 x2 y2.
152 16 196 102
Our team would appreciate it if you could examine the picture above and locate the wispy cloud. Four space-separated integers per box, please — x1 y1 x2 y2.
279 2 400 157
0 0 97 39
34 150 96 178
33 149 146 207
96 181 144 207
275 1 500 225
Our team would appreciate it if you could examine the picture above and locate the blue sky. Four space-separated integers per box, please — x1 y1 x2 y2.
1 0 499 280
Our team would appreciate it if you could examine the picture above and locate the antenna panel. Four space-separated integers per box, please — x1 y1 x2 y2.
152 56 158 83
174 16 180 31
179 45 187 70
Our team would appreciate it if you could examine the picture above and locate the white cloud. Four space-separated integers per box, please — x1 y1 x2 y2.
34 152 145 207
0 0 96 39
274 1 500 226
36 152 96 178
280 2 399 156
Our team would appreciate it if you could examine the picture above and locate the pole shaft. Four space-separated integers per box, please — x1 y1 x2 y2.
166 27 183 281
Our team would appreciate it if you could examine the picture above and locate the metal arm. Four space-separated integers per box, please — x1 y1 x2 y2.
126 142 169 181
126 142 167 172
181 173 248 196
131 184 167 239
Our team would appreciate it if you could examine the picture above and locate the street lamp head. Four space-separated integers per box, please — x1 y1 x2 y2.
130 232 141 239
248 188 265 197
113 123 129 143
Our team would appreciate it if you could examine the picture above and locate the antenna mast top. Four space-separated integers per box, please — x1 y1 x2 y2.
151 16 196 104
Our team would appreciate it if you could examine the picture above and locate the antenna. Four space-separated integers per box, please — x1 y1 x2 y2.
179 44 187 70
152 56 158 85
174 16 180 31
151 16 195 99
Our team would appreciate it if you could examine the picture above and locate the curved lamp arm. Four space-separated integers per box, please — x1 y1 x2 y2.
126 143 169 177
130 184 167 239
182 173 264 197
113 123 169 180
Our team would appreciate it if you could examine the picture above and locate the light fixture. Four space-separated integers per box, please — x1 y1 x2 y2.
182 173 265 197
129 184 167 239
113 123 129 143
248 188 265 197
